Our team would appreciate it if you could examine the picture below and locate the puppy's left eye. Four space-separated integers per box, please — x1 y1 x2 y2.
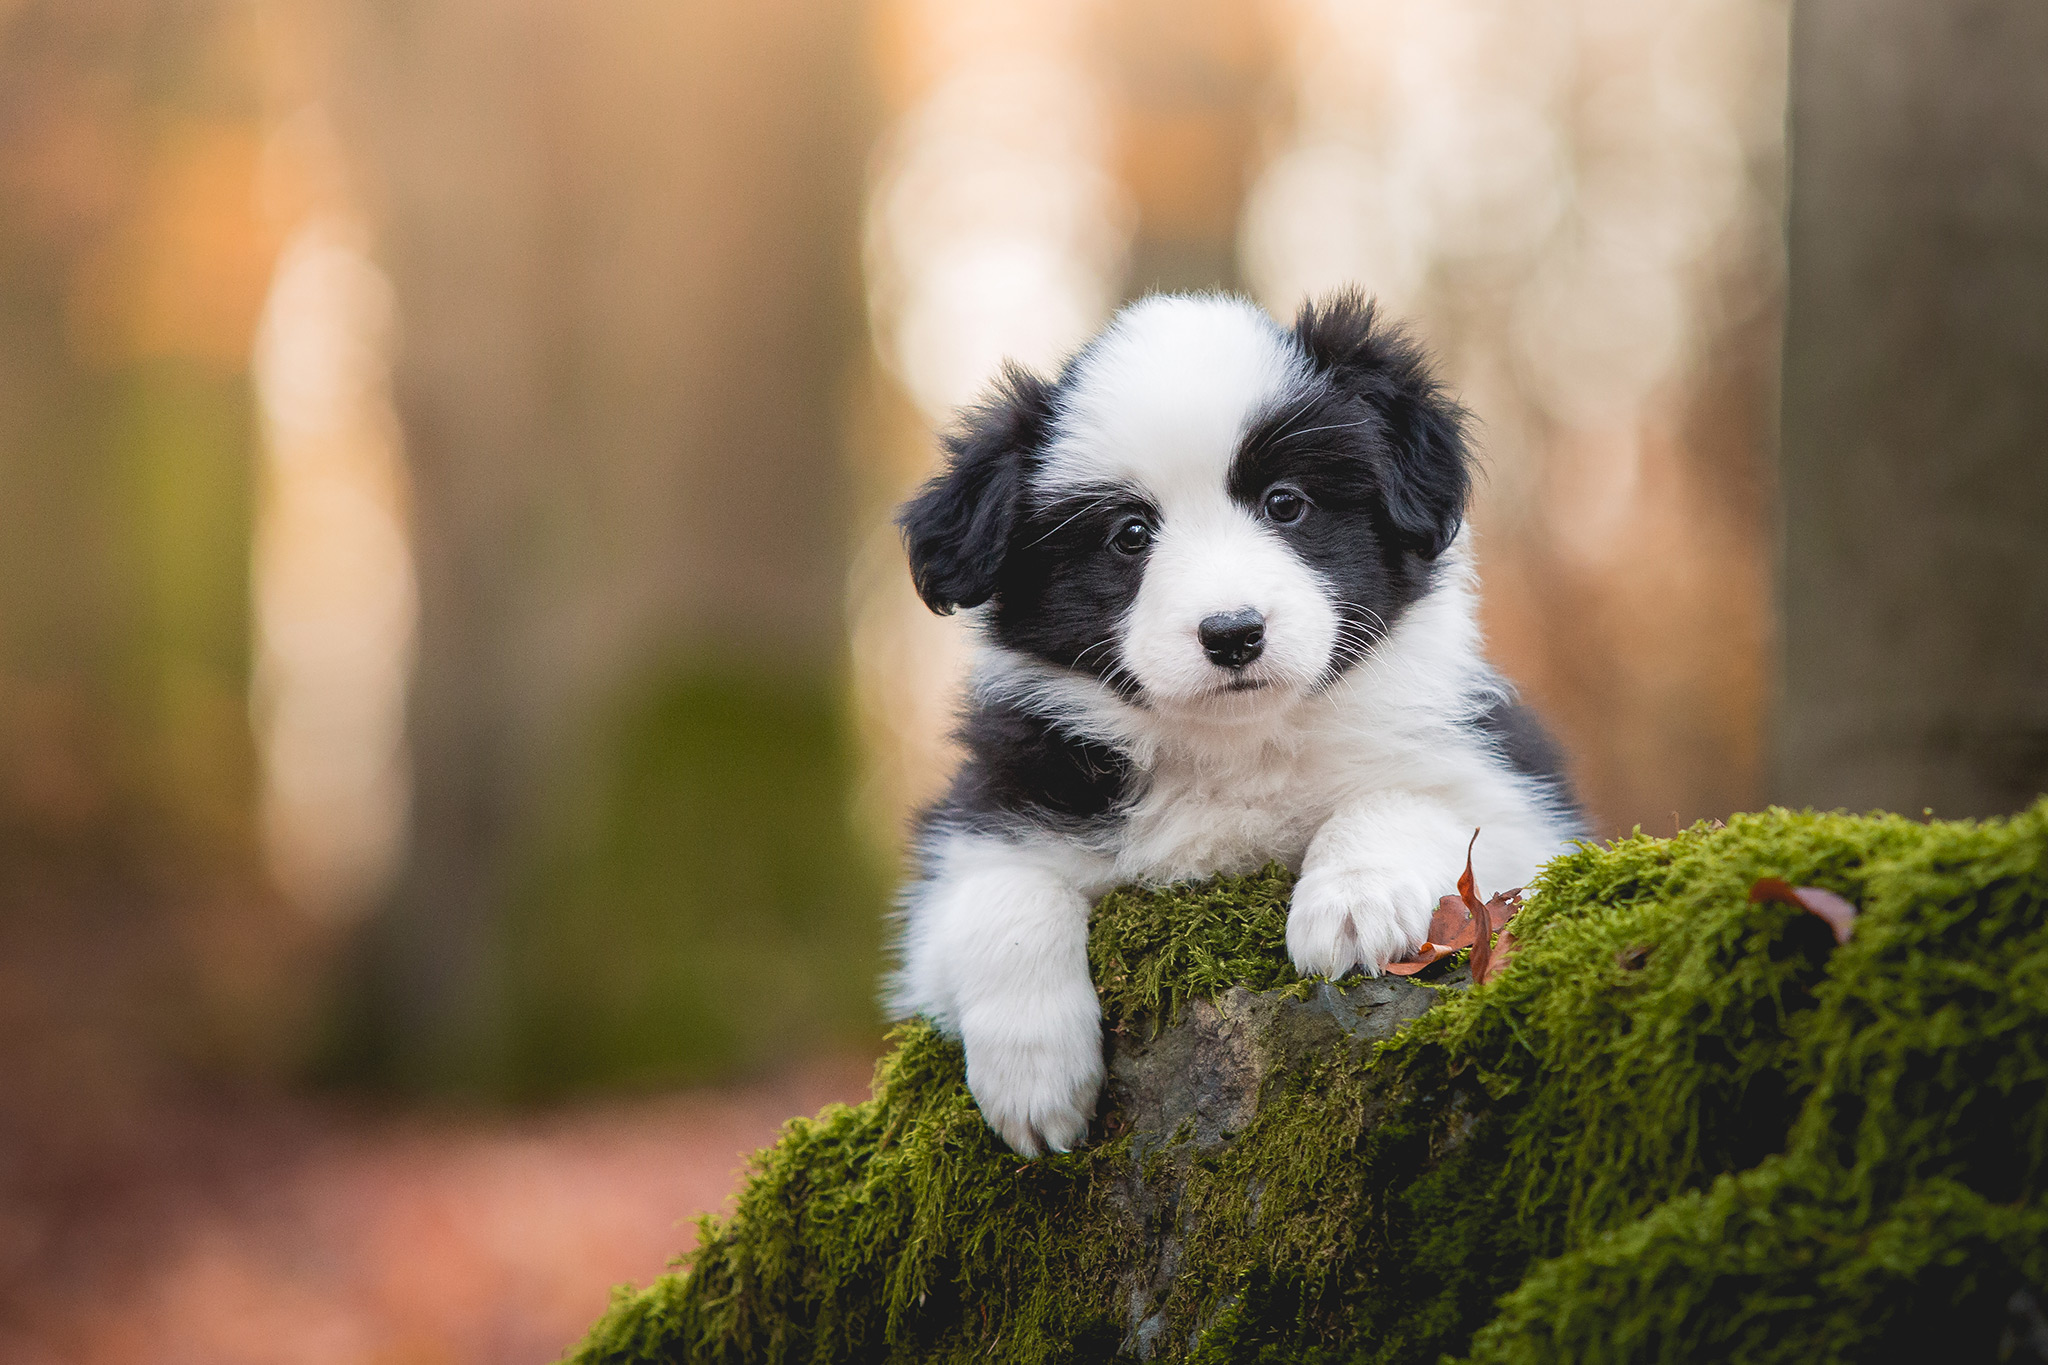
1262 486 1309 525
1110 518 1154 555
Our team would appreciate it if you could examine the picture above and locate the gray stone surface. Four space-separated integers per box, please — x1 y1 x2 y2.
1096 973 1449 1357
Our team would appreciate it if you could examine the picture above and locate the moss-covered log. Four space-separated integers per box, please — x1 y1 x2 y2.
569 804 2048 1363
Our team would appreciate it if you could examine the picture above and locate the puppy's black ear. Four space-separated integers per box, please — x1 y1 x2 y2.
898 363 1054 614
1294 290 1472 559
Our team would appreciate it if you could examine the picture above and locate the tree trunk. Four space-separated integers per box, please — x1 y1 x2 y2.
329 0 870 1087
1776 0 2048 818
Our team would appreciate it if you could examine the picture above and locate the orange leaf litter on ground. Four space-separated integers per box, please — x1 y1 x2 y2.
0 1055 876 1365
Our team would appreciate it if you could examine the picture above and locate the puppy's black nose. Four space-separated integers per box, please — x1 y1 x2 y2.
1198 608 1266 668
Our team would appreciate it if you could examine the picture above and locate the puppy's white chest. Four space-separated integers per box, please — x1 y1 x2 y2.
1113 746 1329 885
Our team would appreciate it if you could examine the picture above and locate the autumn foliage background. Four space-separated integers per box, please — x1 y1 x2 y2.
1 1 2041 1362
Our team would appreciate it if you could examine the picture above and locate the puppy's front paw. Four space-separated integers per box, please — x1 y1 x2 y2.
960 1000 1104 1157
1287 863 1438 979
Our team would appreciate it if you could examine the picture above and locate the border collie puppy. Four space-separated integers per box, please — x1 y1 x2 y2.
891 290 1581 1156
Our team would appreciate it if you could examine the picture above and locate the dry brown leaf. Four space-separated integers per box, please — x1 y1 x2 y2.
1384 889 1482 976
1382 829 1526 982
1383 946 1454 976
1748 877 1858 945
1471 887 1526 985
1429 893 1477 949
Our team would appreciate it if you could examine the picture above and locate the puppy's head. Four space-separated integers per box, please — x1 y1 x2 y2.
899 290 1470 714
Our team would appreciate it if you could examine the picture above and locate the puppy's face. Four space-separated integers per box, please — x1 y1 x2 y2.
901 292 1470 716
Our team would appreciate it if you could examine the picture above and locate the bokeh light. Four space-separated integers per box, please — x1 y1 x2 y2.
852 0 1133 839
250 109 415 920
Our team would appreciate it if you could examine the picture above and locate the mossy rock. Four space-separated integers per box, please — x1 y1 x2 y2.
569 803 2048 1363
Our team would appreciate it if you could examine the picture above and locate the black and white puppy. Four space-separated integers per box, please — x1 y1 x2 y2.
891 290 1581 1156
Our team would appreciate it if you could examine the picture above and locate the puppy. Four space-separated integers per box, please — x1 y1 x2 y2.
890 290 1581 1156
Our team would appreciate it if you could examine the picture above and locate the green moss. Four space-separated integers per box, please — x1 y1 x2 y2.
1089 862 1308 1027
568 803 2048 1363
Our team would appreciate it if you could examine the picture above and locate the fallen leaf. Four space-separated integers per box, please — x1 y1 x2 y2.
1491 927 1516 975
1455 831 1484 919
1383 947 1452 976
1748 877 1858 945
1429 893 1476 949
1382 830 1526 982
1471 887 1526 986
1460 829 1527 985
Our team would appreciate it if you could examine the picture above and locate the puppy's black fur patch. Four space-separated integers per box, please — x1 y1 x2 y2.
1291 291 1472 560
987 485 1155 698
899 364 1055 614
1472 697 1582 820
1231 294 1475 676
932 695 1135 836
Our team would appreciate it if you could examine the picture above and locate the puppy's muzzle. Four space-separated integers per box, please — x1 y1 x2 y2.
1198 607 1266 669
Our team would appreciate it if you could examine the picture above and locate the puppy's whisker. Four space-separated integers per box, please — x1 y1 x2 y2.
1325 615 1399 691
1100 661 1145 703
1071 636 1119 672
1334 601 1393 639
1279 417 1375 444
1262 389 1324 442
1027 493 1125 548
1330 619 1381 647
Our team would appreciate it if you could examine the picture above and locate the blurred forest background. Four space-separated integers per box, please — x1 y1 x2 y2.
0 0 2040 1361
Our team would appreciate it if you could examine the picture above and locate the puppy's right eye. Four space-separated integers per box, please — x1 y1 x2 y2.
1109 518 1153 555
